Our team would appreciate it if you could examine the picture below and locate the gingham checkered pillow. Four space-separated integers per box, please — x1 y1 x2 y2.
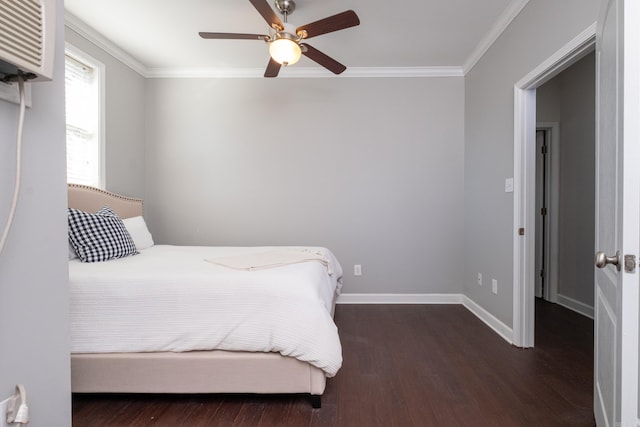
68 206 138 263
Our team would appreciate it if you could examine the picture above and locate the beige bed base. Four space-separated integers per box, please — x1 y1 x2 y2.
68 184 328 407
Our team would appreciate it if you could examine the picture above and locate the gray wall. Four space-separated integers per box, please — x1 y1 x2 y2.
145 77 465 294
463 0 600 327
62 0 601 316
65 28 147 199
537 52 596 310
0 0 71 425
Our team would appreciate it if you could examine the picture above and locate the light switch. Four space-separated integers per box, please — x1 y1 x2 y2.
505 177 514 193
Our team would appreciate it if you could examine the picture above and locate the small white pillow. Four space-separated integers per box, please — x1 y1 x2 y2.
122 216 154 250
69 242 78 260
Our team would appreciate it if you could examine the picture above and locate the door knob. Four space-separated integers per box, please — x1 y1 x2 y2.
595 250 621 271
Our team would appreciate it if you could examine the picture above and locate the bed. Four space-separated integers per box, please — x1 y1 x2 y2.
67 183 343 408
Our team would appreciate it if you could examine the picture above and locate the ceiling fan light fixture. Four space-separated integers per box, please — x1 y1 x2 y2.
199 0 361 77
269 37 301 65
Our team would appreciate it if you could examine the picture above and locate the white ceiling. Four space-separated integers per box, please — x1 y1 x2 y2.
64 0 528 76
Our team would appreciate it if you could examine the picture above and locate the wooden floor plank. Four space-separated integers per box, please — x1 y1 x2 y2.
72 300 594 426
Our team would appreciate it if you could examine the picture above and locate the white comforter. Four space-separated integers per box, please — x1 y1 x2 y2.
69 245 343 377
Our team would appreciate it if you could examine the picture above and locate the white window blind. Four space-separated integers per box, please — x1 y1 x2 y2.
65 51 102 187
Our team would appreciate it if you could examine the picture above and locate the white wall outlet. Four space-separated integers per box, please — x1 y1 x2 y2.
0 80 32 107
492 279 498 294
477 273 482 286
354 264 362 276
0 397 11 427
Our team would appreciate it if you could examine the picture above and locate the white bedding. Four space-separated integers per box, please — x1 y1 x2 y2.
69 245 343 377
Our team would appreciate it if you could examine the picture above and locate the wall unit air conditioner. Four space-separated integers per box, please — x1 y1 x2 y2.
0 0 56 81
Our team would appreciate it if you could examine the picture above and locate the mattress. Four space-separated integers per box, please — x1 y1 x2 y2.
69 245 343 377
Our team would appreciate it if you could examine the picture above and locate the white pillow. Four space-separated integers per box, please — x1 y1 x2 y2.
69 242 78 260
122 216 154 250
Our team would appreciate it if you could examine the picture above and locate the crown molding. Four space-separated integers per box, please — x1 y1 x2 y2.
462 0 530 75
64 11 148 77
64 11 462 79
344 67 464 78
64 0 526 80
145 66 464 79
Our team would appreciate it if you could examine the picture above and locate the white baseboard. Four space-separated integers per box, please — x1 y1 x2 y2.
556 294 594 319
336 293 464 304
461 296 514 344
336 293 514 345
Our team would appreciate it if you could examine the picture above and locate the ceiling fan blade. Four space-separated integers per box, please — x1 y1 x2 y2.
264 57 281 78
199 32 268 41
297 10 360 39
249 0 283 30
301 44 347 75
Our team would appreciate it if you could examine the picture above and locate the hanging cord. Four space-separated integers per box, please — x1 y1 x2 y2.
0 75 26 256
6 384 29 425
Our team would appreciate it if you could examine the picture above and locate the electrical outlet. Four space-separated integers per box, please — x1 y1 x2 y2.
354 264 362 276
477 273 482 286
0 397 10 427
0 80 32 107
492 279 498 294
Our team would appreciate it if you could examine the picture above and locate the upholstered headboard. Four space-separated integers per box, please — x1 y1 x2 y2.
68 184 143 219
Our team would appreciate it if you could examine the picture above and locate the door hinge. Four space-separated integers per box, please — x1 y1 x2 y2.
540 269 545 278
518 228 525 236
624 254 636 273
541 207 547 216
541 145 548 155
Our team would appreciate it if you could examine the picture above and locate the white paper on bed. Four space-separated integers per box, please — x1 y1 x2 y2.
69 245 343 377
206 248 333 274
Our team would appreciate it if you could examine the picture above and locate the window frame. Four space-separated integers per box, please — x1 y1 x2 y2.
64 43 106 189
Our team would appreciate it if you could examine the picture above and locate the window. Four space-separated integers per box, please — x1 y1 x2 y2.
65 45 104 188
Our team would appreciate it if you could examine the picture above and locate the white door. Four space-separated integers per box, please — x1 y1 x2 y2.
534 130 546 299
593 0 640 425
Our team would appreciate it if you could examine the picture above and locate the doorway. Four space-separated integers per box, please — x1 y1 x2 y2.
512 24 595 348
534 52 595 319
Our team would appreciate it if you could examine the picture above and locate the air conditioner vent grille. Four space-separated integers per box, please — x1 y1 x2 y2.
0 0 43 71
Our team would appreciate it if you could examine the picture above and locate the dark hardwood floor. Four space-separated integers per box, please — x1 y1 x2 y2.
72 300 595 426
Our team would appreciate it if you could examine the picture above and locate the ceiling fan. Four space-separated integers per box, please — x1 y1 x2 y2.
199 0 360 78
